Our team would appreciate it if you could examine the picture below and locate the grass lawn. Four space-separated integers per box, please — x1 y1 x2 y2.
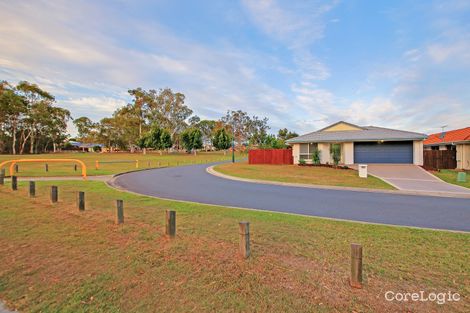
0 151 240 177
0 181 468 312
214 162 395 190
433 169 470 189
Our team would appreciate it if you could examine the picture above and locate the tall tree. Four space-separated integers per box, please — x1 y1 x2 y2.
0 88 27 154
16 81 55 154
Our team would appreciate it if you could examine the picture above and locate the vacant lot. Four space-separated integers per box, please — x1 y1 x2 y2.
0 180 468 312
433 169 470 189
0 151 237 177
214 162 394 190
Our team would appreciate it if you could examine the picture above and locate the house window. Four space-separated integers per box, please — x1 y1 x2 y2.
299 143 318 160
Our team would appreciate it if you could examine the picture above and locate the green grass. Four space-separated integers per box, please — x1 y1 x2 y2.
0 151 241 177
0 180 468 312
433 169 470 189
214 162 395 190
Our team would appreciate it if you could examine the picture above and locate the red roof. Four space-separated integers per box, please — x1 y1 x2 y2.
424 127 470 145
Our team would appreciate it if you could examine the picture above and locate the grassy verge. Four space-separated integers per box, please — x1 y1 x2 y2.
0 151 240 177
0 181 468 312
433 169 470 189
214 162 395 190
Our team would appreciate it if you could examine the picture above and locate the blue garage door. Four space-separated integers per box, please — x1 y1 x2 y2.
354 141 413 164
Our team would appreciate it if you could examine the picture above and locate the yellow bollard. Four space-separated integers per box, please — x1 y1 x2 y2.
136 160 139 168
95 160 99 170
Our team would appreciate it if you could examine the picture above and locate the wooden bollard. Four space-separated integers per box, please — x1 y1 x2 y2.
11 176 18 191
50 186 58 203
0 169 5 185
14 164 19 173
77 191 85 211
29 181 35 197
147 161 150 167
350 243 363 288
45 163 49 172
165 210 176 238
239 222 251 258
74 164 77 172
116 200 124 224
158 161 161 167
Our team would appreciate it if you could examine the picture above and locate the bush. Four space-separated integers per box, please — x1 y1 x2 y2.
298 159 306 165
311 149 321 164
330 144 341 166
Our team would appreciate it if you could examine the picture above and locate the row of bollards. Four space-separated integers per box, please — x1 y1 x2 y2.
0 172 363 288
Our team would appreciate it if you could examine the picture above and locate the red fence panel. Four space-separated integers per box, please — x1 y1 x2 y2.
248 149 293 165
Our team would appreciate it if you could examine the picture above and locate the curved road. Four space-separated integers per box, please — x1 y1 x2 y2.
111 164 470 232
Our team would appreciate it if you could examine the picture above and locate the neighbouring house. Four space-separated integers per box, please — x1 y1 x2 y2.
424 127 470 170
286 121 427 165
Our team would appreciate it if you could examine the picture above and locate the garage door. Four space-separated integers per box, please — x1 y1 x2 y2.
354 141 413 164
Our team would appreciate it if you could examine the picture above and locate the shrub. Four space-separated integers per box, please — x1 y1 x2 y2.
299 159 306 165
311 149 321 164
330 144 341 166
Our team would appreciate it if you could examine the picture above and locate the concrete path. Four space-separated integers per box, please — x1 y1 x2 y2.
356 164 470 195
10 175 112 182
110 164 470 232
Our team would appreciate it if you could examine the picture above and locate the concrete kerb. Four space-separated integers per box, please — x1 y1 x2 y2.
206 165 470 199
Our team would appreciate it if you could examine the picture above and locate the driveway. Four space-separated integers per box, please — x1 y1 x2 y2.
110 164 470 232
360 164 470 195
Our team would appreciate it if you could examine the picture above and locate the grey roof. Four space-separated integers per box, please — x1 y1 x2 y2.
286 125 427 144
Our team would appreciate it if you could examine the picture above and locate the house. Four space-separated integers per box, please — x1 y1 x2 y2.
286 121 427 165
424 127 470 170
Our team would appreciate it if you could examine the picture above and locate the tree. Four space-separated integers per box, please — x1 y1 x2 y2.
212 128 232 151
181 128 203 153
150 88 193 146
258 134 285 149
138 126 173 154
73 117 97 141
16 81 55 154
0 88 27 154
221 110 250 147
277 128 298 141
247 116 270 146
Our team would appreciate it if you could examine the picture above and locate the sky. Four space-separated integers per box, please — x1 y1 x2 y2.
1 0 469 136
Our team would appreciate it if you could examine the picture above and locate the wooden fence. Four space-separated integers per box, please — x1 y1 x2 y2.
423 150 457 170
248 149 293 165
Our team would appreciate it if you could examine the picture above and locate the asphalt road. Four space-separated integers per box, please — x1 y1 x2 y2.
111 164 470 232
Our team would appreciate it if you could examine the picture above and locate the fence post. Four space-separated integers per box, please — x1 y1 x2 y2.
74 164 77 172
147 161 150 167
239 222 251 258
116 200 124 224
14 164 19 173
77 191 85 211
29 181 35 197
0 169 4 185
350 243 363 288
165 210 176 238
11 176 17 191
45 163 49 172
50 186 58 203
158 161 161 167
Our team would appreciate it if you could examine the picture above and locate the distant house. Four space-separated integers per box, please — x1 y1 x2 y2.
67 141 104 152
286 121 427 165
424 127 470 170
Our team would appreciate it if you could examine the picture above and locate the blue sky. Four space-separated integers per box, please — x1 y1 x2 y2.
1 0 469 135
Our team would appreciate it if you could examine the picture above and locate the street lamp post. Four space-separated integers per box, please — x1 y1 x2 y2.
232 124 235 163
